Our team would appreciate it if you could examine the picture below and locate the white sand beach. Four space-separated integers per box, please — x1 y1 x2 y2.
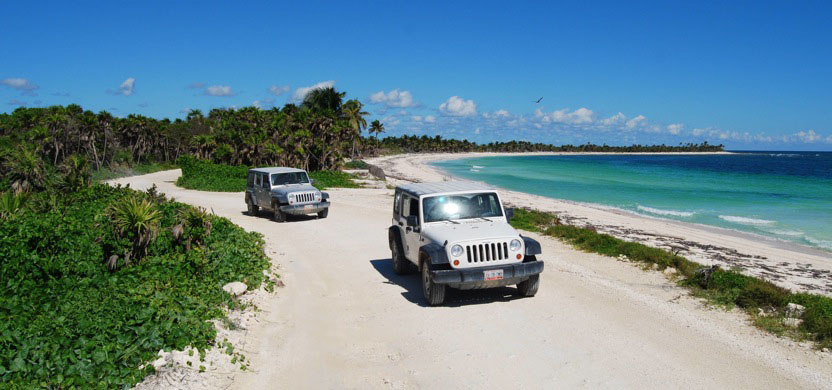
115 167 832 390
368 152 832 297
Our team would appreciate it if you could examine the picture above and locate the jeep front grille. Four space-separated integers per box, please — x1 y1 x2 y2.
465 242 510 263
293 192 316 204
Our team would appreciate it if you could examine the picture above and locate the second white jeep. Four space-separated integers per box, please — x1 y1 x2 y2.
388 182 544 305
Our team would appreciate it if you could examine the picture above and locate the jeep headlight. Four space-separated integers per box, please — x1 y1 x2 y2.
450 244 464 257
510 239 522 252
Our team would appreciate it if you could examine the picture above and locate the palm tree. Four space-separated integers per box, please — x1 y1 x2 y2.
301 87 345 114
368 120 385 155
342 100 368 158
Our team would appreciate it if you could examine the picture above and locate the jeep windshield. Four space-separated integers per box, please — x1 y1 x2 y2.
271 172 310 185
422 192 503 223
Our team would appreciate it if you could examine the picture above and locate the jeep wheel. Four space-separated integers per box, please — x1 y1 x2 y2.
391 238 409 275
246 198 259 215
516 274 539 297
421 260 446 306
273 206 287 223
317 208 329 219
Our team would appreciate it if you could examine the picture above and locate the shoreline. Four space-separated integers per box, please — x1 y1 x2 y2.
367 152 832 297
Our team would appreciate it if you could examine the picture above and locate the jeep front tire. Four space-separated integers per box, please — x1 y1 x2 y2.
421 258 446 306
273 204 287 223
317 208 328 219
246 196 259 215
516 275 539 297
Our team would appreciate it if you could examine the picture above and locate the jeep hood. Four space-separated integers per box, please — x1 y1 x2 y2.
271 184 319 196
421 220 520 244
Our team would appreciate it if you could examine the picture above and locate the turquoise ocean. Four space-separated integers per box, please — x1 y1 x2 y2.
433 152 832 253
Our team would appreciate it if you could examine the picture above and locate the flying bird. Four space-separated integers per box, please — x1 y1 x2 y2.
534 97 543 103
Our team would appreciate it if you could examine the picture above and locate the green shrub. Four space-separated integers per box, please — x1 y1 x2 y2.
344 160 370 169
176 156 248 192
308 171 360 190
0 184 271 387
508 207 559 233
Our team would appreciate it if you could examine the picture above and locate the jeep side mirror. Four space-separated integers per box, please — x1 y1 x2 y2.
505 207 514 222
406 215 419 227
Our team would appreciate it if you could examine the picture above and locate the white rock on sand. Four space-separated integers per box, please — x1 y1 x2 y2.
223 281 248 297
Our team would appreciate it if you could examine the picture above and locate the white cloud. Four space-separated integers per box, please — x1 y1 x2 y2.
691 128 708 136
535 107 594 125
293 80 335 101
439 96 477 117
667 123 683 135
827 135 832 144
268 85 290 96
796 130 822 143
114 77 135 96
626 114 646 129
600 112 627 126
484 109 511 119
369 89 417 108
1 78 39 96
474 128 481 135
204 85 235 97
412 115 422 122
424 115 436 123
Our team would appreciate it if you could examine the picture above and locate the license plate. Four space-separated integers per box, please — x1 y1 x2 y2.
304 205 314 212
484 269 503 281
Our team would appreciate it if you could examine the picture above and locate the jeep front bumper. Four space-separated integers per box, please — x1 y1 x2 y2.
430 261 544 290
279 201 330 215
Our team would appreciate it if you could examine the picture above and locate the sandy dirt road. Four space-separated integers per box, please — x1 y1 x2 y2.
114 170 832 389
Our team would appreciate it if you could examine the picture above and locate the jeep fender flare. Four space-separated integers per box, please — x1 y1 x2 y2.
521 235 542 256
419 243 450 266
388 226 404 251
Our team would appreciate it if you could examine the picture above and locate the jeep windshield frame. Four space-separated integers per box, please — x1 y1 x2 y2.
271 172 310 186
421 191 504 223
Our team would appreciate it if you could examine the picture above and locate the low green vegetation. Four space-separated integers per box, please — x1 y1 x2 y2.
176 156 359 192
0 184 272 387
308 170 361 190
509 207 832 348
176 155 248 192
343 159 370 169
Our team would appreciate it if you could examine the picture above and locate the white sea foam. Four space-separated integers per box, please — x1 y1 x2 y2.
471 165 485 169
805 237 832 251
718 215 776 226
637 205 694 217
770 229 804 237
469 168 480 172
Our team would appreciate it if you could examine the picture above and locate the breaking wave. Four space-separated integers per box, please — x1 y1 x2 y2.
718 215 776 226
637 205 695 217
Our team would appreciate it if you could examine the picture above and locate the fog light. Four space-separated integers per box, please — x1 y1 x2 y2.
516 254 522 260
453 260 459 266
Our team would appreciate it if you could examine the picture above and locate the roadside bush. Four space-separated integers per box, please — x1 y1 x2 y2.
0 184 271 387
176 155 248 192
509 208 559 233
344 159 370 169
308 170 361 190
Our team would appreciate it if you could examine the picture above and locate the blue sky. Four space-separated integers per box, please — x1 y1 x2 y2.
2 1 831 150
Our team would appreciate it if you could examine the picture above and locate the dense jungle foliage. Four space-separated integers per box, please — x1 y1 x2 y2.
0 184 272 388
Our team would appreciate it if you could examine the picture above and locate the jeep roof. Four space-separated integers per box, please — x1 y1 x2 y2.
249 167 307 175
396 181 497 197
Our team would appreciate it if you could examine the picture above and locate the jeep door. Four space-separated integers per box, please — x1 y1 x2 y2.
255 173 271 209
400 194 422 262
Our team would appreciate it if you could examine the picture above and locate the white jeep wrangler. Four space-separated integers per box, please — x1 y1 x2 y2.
388 182 544 305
